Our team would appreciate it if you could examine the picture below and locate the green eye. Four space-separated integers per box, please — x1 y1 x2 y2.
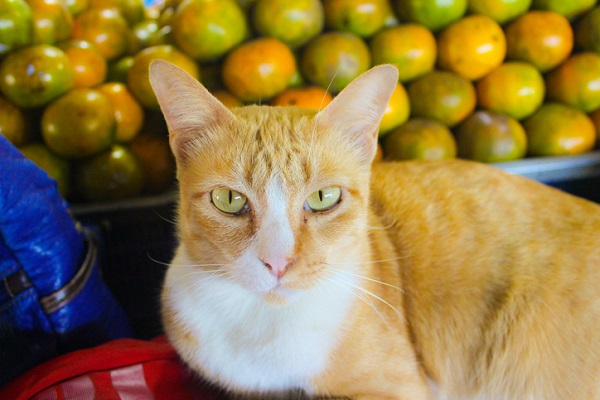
306 187 342 212
211 188 248 214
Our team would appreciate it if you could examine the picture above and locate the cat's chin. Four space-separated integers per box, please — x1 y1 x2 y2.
261 286 302 307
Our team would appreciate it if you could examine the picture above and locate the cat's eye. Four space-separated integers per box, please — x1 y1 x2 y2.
211 188 249 215
305 187 342 212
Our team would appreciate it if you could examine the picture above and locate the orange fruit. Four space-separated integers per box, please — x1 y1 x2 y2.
97 82 144 143
88 0 145 26
0 96 27 146
222 37 297 103
545 52 600 113
455 110 527 162
323 0 389 38
253 0 324 48
408 71 476 127
28 0 73 45
129 133 176 193
379 82 410 136
65 0 88 16
383 118 457 160
467 0 531 24
212 89 243 108
20 143 71 196
574 7 600 54
505 11 573 73
591 108 600 141
106 55 134 82
300 32 371 93
0 44 75 108
75 144 144 201
476 61 545 120
58 39 107 87
370 24 436 83
41 87 115 159
71 7 130 60
437 15 506 81
270 86 333 110
127 44 200 109
171 0 248 62
395 0 467 32
531 0 595 19
523 102 596 157
0 0 33 57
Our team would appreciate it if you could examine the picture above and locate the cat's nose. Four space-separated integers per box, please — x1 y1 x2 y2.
262 257 294 279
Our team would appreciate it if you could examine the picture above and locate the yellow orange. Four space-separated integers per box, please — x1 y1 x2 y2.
370 24 436 83
29 0 73 45
222 37 297 103
545 52 600 113
212 90 243 108
270 86 333 110
505 11 573 73
437 14 506 81
476 61 545 120
379 82 410 136
58 39 106 87
523 102 596 157
97 82 144 143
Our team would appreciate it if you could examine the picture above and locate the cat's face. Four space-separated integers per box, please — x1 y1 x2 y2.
150 61 398 305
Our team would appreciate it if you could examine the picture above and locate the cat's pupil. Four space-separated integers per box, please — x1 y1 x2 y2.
319 190 323 202
229 190 232 204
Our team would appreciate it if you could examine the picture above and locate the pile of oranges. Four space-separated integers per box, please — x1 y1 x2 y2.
1 0 600 203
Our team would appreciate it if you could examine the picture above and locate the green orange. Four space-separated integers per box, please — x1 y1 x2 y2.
370 24 437 83
0 0 33 56
301 31 371 93
127 44 200 109
455 111 527 163
323 0 389 38
395 0 467 32
523 103 596 157
0 44 75 108
171 0 248 61
88 0 145 26
0 96 27 146
222 37 297 102
545 52 600 113
20 143 71 196
436 15 506 81
505 11 573 73
408 70 476 127
574 7 600 53
41 87 115 159
383 118 457 160
531 0 596 19
476 61 545 120
467 0 531 24
75 144 144 202
129 133 176 193
253 0 324 48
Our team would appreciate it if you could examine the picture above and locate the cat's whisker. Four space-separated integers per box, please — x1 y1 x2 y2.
326 266 404 293
322 255 410 266
321 275 393 331
366 221 396 230
153 208 178 226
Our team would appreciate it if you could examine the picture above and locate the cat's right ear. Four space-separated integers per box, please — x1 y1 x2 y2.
149 60 236 163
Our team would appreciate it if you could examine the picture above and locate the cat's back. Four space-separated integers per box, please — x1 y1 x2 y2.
369 159 600 399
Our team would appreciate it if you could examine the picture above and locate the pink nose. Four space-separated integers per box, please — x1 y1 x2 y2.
262 257 293 279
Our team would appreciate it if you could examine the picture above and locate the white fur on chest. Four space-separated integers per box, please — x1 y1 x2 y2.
165 247 358 393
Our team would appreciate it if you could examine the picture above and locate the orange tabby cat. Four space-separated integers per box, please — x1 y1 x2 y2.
149 60 600 399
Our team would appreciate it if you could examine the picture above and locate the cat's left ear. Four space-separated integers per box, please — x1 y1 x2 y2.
314 64 398 163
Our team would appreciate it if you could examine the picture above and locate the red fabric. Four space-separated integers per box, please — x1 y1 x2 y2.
0 337 227 400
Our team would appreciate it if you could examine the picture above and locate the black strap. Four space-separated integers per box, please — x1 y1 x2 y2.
3 269 32 298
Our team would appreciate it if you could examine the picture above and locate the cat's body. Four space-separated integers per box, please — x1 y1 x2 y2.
150 60 600 399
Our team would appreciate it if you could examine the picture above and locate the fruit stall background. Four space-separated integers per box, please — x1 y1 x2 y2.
2 0 600 337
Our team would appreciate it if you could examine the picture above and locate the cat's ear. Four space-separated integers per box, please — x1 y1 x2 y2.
314 64 398 163
149 60 236 163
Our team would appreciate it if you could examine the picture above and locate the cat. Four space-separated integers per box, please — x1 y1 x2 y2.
149 59 600 400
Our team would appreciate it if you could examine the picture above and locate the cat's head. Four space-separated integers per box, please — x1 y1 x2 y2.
150 60 397 305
